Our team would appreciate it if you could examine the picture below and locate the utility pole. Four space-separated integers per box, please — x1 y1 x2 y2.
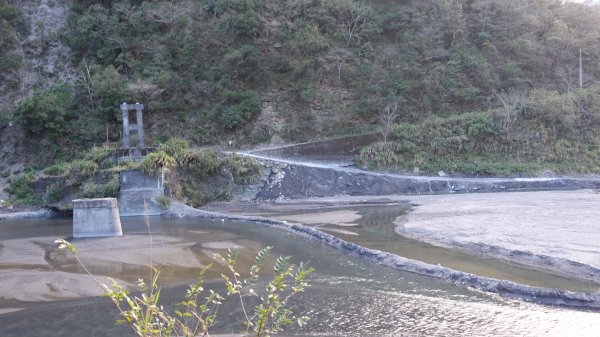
579 48 583 90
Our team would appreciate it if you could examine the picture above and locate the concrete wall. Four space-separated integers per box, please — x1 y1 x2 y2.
73 198 122 238
119 169 164 216
251 160 600 200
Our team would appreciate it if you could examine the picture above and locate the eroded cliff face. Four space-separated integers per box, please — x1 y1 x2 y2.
2 1 75 113
16 0 76 95
0 1 76 199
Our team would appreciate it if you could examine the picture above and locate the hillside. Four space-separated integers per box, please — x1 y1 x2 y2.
2 0 600 175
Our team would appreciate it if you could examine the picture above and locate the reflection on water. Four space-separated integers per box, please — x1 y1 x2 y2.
44 217 284 285
0 217 600 337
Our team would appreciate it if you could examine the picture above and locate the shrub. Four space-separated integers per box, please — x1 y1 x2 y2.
7 173 40 205
78 175 119 199
225 154 263 184
358 111 509 174
219 90 261 130
229 9 261 37
140 150 176 175
13 84 75 139
220 44 261 81
88 65 130 124
182 184 208 207
185 149 222 177
286 24 330 56
357 141 403 168
529 89 577 135
84 146 114 163
66 160 99 186
248 125 272 144
155 195 170 210
204 0 262 37
158 138 192 164
43 162 71 176
0 4 18 23
1 51 21 73
44 182 64 204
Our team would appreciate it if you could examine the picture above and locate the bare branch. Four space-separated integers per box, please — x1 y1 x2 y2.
378 97 399 143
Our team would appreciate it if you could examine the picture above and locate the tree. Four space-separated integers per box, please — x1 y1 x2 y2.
13 84 75 139
378 95 399 143
498 88 527 138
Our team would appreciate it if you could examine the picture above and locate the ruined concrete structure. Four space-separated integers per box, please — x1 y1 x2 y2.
121 102 145 150
116 103 165 216
119 169 164 216
72 198 122 237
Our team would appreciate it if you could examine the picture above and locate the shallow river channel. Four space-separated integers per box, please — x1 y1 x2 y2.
1 215 599 336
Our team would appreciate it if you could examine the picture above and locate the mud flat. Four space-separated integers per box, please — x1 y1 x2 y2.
397 189 600 283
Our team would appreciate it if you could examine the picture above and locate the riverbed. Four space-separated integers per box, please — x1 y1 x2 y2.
2 189 600 336
204 190 600 288
1 215 600 337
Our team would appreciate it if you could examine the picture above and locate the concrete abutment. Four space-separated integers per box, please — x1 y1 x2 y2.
72 198 122 238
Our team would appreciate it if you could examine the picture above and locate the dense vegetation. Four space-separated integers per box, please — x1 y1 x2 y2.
8 137 262 207
3 0 600 175
140 138 263 206
0 0 24 114
359 86 600 175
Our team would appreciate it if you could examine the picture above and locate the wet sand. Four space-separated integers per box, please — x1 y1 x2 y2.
397 190 600 280
0 269 129 302
0 223 269 304
205 190 600 282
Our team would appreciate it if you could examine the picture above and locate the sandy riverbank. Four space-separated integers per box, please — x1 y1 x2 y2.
396 189 600 282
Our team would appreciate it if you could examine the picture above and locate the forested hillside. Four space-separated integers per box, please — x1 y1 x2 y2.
2 0 600 175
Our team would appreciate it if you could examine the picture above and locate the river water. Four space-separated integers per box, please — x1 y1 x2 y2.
0 216 599 337
277 203 600 292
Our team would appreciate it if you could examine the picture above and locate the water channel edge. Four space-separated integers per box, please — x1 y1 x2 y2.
164 202 600 310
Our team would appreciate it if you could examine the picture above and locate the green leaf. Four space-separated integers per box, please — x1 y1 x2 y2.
254 246 272 266
273 256 290 276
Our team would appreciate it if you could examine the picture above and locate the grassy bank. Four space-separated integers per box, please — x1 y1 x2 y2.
358 86 600 176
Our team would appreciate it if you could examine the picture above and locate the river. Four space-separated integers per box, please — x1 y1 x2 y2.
0 216 598 337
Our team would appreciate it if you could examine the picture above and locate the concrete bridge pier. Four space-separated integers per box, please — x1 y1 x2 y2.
72 198 123 238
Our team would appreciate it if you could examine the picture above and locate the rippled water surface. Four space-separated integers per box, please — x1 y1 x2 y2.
302 204 600 292
0 217 599 337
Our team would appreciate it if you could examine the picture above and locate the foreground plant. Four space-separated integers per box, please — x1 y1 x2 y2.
55 239 313 337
